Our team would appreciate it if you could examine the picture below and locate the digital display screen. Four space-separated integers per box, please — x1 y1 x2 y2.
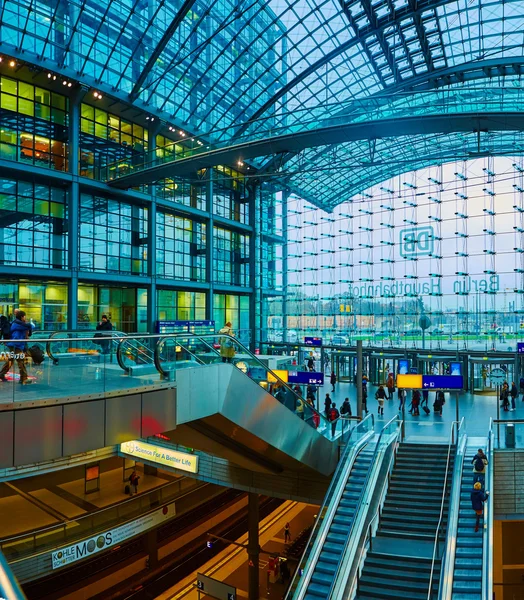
398 359 409 375
450 362 462 376
304 337 323 347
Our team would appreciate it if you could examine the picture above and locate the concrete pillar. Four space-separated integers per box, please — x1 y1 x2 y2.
247 492 259 600
144 529 158 569
357 340 363 418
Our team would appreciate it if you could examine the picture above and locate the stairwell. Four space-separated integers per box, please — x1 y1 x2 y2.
356 443 454 600
451 448 484 600
305 443 377 599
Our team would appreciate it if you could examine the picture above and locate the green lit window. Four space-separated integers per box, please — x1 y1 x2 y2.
213 226 250 286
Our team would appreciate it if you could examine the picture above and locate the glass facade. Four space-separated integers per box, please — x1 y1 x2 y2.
213 294 250 343
156 212 206 281
0 178 67 269
157 290 207 321
79 194 148 276
213 227 250 286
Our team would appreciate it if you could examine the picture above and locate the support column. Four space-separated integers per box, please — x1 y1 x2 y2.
282 193 289 345
247 492 259 600
357 340 363 419
205 170 215 322
249 183 259 351
147 125 159 333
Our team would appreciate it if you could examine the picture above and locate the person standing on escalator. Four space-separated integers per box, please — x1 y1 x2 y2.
218 322 235 363
471 482 489 532
324 393 332 419
96 314 113 355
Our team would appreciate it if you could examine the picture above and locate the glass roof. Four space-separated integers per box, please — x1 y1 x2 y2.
2 0 524 207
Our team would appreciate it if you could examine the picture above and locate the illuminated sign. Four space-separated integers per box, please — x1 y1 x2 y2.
400 226 434 258
423 375 463 390
398 359 409 375
51 503 175 569
267 369 289 383
288 371 324 385
396 374 423 389
518 343 524 354
120 441 198 474
304 337 323 347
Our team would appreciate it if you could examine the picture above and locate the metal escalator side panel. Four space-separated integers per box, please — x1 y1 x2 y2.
289 429 376 600
174 363 339 475
438 431 467 600
482 421 494 600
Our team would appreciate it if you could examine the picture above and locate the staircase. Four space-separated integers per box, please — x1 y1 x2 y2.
356 443 454 600
305 442 377 599
452 448 483 600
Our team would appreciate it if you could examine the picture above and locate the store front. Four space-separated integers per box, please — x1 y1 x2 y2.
77 284 148 333
0 280 67 330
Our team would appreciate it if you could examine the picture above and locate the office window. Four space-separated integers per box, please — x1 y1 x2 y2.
79 194 148 275
0 178 67 268
0 75 68 170
214 166 249 224
156 212 206 281
157 290 206 321
155 178 207 211
213 226 250 286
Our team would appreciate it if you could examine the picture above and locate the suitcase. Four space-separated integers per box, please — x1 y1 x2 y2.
423 405 430 415
28 344 45 365
124 485 130 495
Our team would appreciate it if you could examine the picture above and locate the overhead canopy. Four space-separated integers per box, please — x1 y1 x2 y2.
4 0 524 206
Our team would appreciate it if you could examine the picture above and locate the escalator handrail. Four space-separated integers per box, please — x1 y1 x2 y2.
346 421 403 599
438 426 468 600
46 329 128 363
114 336 157 374
427 417 464 600
0 549 26 600
482 418 494 600
325 415 401 600
154 333 333 427
287 414 375 599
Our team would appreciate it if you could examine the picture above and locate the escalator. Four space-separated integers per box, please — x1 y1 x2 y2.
287 416 402 600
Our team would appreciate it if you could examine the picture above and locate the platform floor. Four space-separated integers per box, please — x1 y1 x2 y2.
0 460 180 541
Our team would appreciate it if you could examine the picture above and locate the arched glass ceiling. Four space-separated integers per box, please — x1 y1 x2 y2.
2 0 524 208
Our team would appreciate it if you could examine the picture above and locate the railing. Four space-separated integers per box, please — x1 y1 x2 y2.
154 333 338 438
286 414 375 599
482 418 494 600
0 476 205 562
328 416 402 599
0 549 26 600
45 329 128 364
438 422 468 600
427 418 464 600
349 423 402 599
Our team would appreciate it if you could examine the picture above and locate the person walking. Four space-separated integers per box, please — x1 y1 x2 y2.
330 371 337 393
329 402 340 437
307 353 315 372
510 381 518 411
218 322 235 363
472 448 488 487
398 388 405 412
434 390 444 416
324 393 332 418
340 397 352 417
95 314 113 354
386 373 395 400
128 470 140 496
501 383 510 412
284 522 291 543
421 389 429 409
471 482 489 532
375 385 386 416
362 385 369 414
0 311 32 385
410 389 421 416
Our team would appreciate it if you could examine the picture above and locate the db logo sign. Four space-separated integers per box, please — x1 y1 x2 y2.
400 226 434 258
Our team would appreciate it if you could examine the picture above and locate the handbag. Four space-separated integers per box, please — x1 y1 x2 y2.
28 344 45 365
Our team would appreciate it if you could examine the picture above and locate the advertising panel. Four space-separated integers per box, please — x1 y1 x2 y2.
120 440 198 474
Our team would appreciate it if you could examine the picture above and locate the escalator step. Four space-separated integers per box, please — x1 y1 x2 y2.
453 568 482 579
452 579 482 591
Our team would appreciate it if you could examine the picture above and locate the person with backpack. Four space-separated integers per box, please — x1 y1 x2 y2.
329 402 340 437
472 448 488 486
312 410 320 428
218 322 235 363
330 371 337 392
324 393 332 418
434 390 445 416
471 482 489 532
510 381 518 411
375 385 386 416
0 315 11 340
0 311 33 385
340 397 352 417
500 383 510 412
307 354 315 372
386 373 395 400
410 389 421 416
128 470 140 496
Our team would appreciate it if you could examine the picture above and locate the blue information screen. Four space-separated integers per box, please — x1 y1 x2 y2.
288 371 325 385
518 343 524 354
398 359 409 375
450 362 462 376
304 337 323 347
422 375 463 390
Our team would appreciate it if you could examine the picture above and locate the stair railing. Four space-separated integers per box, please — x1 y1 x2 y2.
326 415 402 599
426 417 464 600
348 421 403 599
286 414 375 599
0 548 26 599
482 418 494 600
438 422 467 600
